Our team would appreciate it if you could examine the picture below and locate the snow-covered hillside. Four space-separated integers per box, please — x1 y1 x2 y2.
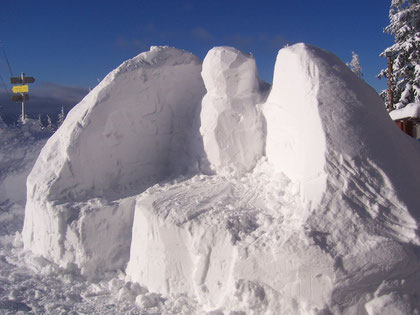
15 44 420 314
0 120 50 236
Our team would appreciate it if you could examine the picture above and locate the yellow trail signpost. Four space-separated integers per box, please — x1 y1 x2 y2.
10 73 35 123
12 85 29 93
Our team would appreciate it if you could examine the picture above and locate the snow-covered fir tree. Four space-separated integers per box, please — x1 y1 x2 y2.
57 106 66 128
378 0 420 109
46 115 55 131
38 114 45 130
347 51 363 78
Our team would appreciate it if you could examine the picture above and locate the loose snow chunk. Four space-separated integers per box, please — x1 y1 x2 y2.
389 102 420 120
22 46 206 275
200 47 265 175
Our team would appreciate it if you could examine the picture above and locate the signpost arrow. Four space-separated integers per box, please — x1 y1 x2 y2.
12 85 29 93
10 76 35 84
11 94 29 102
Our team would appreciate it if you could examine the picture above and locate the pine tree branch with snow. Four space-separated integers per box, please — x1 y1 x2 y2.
57 106 66 128
378 0 420 109
347 51 363 78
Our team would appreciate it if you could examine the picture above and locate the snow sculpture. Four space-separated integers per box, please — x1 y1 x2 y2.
23 44 420 313
200 47 264 174
22 46 206 275
127 44 420 313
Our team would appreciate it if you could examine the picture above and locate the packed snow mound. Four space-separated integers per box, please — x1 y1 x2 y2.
200 47 265 174
22 46 206 274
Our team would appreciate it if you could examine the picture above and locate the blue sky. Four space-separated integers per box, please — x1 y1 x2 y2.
0 0 393 116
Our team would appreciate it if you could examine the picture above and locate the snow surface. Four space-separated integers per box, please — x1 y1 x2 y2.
389 102 420 120
18 44 420 314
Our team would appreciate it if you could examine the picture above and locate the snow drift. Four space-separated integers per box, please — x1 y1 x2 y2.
22 46 205 274
23 43 420 313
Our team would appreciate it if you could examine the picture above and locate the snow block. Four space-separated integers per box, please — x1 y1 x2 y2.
126 186 237 307
126 176 267 310
200 47 265 174
24 196 136 275
22 46 206 275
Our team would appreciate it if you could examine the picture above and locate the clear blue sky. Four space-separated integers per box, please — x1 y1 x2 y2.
0 0 393 97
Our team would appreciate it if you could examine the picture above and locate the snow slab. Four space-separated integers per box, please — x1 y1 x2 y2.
126 161 420 314
200 47 265 174
389 102 420 120
22 46 206 275
22 44 420 314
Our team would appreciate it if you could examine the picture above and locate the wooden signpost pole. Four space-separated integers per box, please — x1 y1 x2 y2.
10 73 35 123
387 57 394 111
21 73 25 122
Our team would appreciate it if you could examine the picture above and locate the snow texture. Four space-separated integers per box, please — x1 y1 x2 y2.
22 46 206 275
389 102 420 120
200 47 265 174
21 44 420 314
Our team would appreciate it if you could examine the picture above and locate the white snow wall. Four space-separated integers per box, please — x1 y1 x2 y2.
22 46 206 274
200 47 264 174
263 44 420 226
263 45 327 206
